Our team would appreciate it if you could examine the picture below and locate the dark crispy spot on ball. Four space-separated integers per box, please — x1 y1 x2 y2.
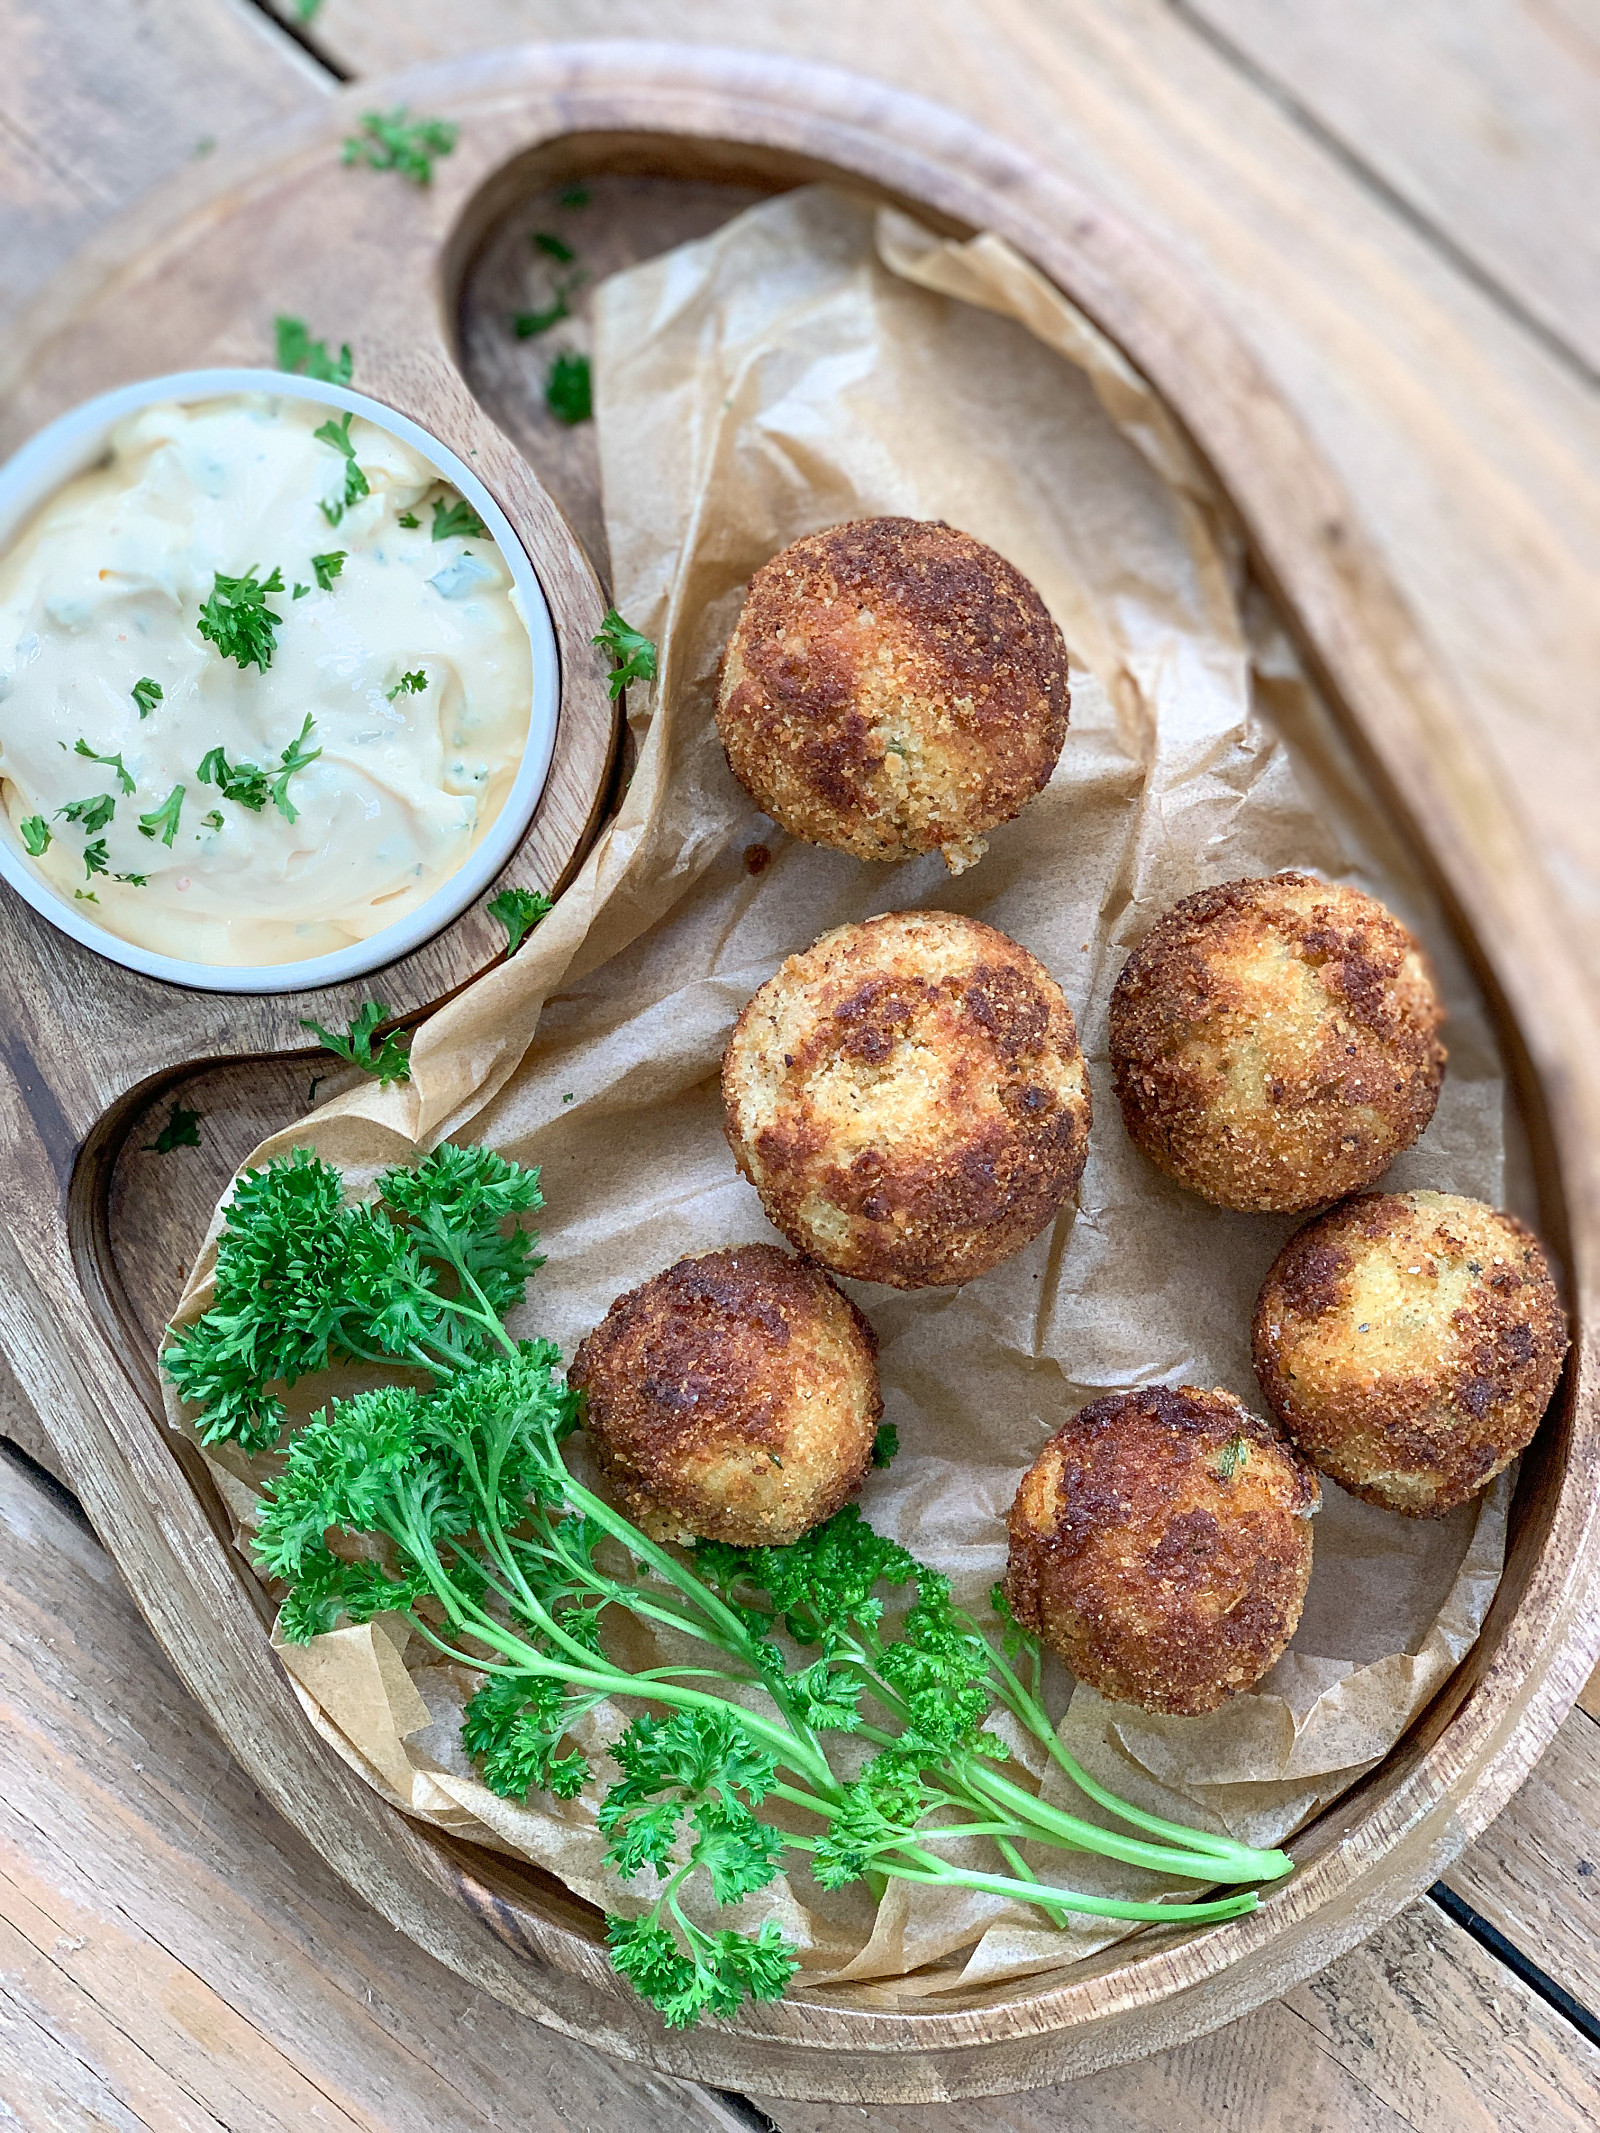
1148 1507 1224 1579
1277 1241 1350 1319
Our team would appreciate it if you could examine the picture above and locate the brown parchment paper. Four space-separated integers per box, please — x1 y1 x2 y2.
167 187 1518 1998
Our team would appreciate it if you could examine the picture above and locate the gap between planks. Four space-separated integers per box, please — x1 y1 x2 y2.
2 1429 1599 2131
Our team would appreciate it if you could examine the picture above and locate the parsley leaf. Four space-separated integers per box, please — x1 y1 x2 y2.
341 107 458 186
532 230 575 263
513 295 571 340
198 746 270 811
396 509 421 529
19 815 50 856
138 785 185 845
487 885 552 955
145 1100 202 1153
201 809 225 830
591 609 657 700
385 669 427 700
74 739 136 794
132 676 163 718
58 792 116 835
114 871 149 886
314 414 370 526
544 350 592 425
82 838 109 879
168 1147 1295 2033
271 713 321 821
274 314 351 384
197 565 284 672
872 1422 900 1469
557 183 590 210
431 495 488 542
300 999 411 1086
311 550 346 590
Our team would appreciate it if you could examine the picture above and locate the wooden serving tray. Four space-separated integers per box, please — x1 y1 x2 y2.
3 43 1598 2104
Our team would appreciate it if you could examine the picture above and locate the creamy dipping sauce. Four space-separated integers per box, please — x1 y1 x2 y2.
0 395 532 964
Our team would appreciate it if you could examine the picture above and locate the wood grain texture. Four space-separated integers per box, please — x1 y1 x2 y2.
4 1428 1596 2131
1183 0 1600 375
0 1445 754 2133
1441 1706 1600 2015
279 0 1600 1009
0 0 326 327
768 1902 1600 2131
5 34 1600 2106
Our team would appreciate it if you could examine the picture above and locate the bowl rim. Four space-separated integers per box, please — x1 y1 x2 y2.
0 367 560 996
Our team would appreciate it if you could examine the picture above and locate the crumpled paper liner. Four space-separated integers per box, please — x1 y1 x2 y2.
165 187 1517 1999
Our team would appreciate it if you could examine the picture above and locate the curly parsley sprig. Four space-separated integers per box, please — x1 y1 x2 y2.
166 1148 1292 2030
299 999 412 1088
198 566 284 672
592 610 657 701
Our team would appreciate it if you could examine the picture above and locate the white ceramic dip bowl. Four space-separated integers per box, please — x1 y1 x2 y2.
0 369 560 995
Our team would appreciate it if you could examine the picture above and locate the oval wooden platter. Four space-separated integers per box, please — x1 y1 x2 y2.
4 43 1599 2104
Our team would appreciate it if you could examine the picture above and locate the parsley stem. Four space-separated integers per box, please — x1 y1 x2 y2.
877 1852 1262 1925
405 1598 828 1782
979 1648 1286 1867
961 1762 1291 1884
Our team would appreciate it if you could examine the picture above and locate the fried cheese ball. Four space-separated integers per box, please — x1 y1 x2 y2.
1110 873 1446 1213
722 909 1091 1289
1004 1386 1319 1716
716 518 1070 875
1253 1191 1568 1517
569 1245 881 1547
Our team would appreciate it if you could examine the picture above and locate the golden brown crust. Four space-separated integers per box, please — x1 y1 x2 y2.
716 518 1070 875
569 1245 882 1547
1109 873 1446 1213
1253 1191 1568 1516
1003 1386 1318 1716
721 910 1091 1289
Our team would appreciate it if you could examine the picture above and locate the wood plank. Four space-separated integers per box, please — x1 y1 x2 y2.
1182 0 1600 376
0 0 327 327
0 1344 71 1492
282 0 1600 998
6 1415 1599 2129
1442 1705 1600 2012
762 1904 1600 2132
0 1442 753 2133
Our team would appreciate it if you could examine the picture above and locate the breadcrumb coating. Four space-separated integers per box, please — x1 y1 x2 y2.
722 909 1091 1289
1254 1190 1567 1516
1004 1386 1319 1716
716 518 1070 874
571 1246 881 1547
1110 873 1446 1212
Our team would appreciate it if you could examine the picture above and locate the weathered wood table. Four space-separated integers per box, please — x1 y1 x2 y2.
3 3 1598 2125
